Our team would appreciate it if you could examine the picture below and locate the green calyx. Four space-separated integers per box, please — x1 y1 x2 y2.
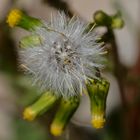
23 91 58 121
50 96 80 136
7 9 43 30
17 14 43 31
86 78 110 118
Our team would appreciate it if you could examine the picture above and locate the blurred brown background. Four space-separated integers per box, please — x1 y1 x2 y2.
0 0 140 140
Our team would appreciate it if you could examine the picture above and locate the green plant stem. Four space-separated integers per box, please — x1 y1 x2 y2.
110 31 127 107
102 28 127 108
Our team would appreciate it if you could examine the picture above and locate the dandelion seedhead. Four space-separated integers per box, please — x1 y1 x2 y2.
20 12 105 98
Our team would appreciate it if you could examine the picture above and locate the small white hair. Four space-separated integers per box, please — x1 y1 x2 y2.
20 12 106 98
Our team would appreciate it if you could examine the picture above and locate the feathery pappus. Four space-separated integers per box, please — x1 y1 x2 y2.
19 12 105 98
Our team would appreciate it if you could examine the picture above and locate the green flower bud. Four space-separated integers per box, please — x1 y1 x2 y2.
20 35 42 48
50 96 80 136
93 10 124 29
86 78 110 129
111 15 124 29
7 9 43 30
23 91 58 121
94 10 111 26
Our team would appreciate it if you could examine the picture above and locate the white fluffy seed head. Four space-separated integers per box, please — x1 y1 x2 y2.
20 12 106 98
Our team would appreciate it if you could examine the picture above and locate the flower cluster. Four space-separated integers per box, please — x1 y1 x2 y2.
7 9 110 136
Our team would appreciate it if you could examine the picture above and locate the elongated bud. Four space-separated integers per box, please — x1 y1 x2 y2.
7 9 43 30
86 78 110 129
20 35 42 48
50 96 80 136
23 91 58 121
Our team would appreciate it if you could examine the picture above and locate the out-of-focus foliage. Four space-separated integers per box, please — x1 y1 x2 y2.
14 120 47 140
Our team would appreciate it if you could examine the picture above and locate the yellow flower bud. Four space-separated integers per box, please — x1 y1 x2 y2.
23 107 36 121
50 124 63 136
91 113 105 129
50 97 80 136
86 78 110 129
7 9 22 28
23 91 58 121
7 9 43 30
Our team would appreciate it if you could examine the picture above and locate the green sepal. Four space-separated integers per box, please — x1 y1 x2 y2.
17 13 43 31
86 78 110 116
50 96 80 135
30 92 58 116
23 91 58 121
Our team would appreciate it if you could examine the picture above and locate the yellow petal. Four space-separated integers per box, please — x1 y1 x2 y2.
7 9 22 28
50 124 63 136
23 107 36 121
91 115 105 129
